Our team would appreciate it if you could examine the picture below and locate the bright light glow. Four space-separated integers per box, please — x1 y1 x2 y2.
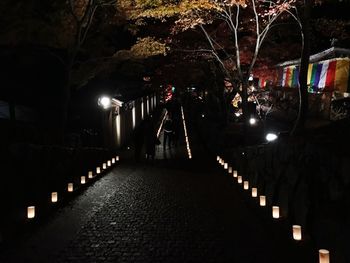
88 171 93 179
181 106 192 159
224 163 228 170
116 115 121 146
238 176 243 184
98 96 112 109
51 192 58 203
112 158 115 164
132 106 136 129
228 167 232 174
96 167 101 174
249 117 257 125
233 170 238 178
235 112 241 117
249 76 253 81
107 160 111 167
260 196 266 206
243 181 249 190
81 176 86 184
319 249 330 263
252 188 257 197
103 163 107 169
293 225 302 241
116 156 120 161
272 206 280 219
157 110 168 138
217 156 220 161
68 183 73 192
202 114 205 118
27 206 35 219
266 133 278 142
141 101 144 120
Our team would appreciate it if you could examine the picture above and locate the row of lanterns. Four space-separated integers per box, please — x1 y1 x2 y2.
27 155 120 220
181 106 192 159
217 156 330 263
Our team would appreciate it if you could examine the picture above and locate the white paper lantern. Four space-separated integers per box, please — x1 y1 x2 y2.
292 225 302 241
260 196 266 206
51 192 58 203
233 170 238 178
116 156 120 161
112 158 115 164
243 181 249 190
68 183 73 192
88 171 93 179
319 249 330 263
228 167 232 173
252 188 257 197
238 176 243 184
224 163 228 169
81 176 86 184
103 163 107 169
216 156 220 161
27 206 35 219
96 167 101 174
272 206 280 219
107 160 111 167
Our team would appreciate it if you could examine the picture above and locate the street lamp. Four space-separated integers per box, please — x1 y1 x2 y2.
266 132 278 142
98 96 112 109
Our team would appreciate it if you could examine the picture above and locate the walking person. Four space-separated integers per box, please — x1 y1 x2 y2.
163 114 173 149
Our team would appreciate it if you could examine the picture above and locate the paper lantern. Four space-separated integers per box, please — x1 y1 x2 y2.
51 192 58 203
233 170 238 178
81 176 86 184
319 249 330 263
292 225 302 241
243 181 249 190
112 158 115 164
88 171 93 179
96 167 101 174
238 176 243 184
27 206 35 219
272 206 280 219
116 156 120 161
217 156 220 161
224 163 228 169
228 167 232 173
103 163 107 169
260 196 266 206
252 188 257 197
68 183 73 192
107 160 111 167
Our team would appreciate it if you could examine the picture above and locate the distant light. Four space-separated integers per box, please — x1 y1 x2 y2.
202 114 205 118
249 117 257 125
266 133 278 142
248 76 253 81
235 112 241 117
98 96 112 109
27 206 35 219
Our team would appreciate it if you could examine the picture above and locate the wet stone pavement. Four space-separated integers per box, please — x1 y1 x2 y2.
1 133 315 262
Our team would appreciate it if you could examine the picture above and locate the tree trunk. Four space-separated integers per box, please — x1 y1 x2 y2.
292 0 311 135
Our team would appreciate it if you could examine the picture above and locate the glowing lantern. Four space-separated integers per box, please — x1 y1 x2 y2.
272 206 280 219
217 156 220 161
243 181 249 190
292 225 302 241
260 196 266 206
51 192 58 203
224 163 228 169
116 156 120 161
88 171 93 179
252 188 257 197
68 183 73 192
319 249 330 263
233 170 238 178
228 167 232 174
96 167 101 174
112 158 115 164
107 160 111 167
238 176 243 184
103 163 107 169
81 176 86 184
27 206 35 219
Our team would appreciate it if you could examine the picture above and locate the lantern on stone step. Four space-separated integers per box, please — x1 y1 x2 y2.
243 181 249 190
96 167 101 174
88 171 93 179
68 183 73 192
27 206 35 219
319 249 330 263
252 188 257 197
272 206 280 219
260 195 266 206
292 225 302 241
81 176 86 184
238 176 243 184
51 192 58 203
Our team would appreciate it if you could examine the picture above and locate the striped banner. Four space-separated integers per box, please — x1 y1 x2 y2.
280 58 350 92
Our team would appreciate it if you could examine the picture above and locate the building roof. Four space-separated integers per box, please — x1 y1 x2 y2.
277 47 350 67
